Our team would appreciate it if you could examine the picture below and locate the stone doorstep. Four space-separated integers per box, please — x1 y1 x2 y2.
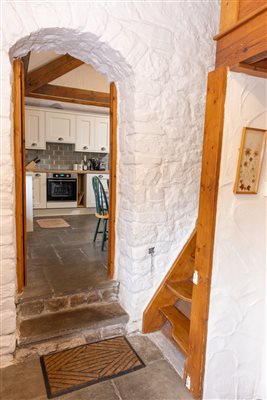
17 302 129 347
15 322 127 363
16 285 119 319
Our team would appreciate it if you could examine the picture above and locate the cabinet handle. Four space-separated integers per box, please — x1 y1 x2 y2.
35 173 41 177
58 137 64 141
101 147 106 151
83 146 88 150
32 142 37 146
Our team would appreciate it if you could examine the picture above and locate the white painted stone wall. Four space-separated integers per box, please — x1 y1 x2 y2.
0 1 219 365
204 71 267 400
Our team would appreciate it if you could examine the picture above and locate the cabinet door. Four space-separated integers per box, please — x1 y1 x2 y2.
75 115 95 152
33 173 47 209
25 109 45 149
85 174 109 208
45 111 75 144
94 116 109 153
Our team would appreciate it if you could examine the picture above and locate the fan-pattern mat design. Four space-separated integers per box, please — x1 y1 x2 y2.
40 336 145 398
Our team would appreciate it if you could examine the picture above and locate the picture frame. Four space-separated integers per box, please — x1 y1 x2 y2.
234 127 266 194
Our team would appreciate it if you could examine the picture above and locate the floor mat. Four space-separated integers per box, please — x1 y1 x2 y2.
36 218 70 229
40 336 145 398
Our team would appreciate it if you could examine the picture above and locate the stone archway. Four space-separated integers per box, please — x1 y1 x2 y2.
1 27 136 366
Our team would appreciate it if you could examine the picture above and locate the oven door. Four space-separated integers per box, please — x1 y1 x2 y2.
47 179 77 202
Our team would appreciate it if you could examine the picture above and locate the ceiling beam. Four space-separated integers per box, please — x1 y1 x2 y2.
26 54 83 94
27 84 110 108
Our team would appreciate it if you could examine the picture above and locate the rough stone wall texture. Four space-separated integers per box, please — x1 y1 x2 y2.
204 72 266 400
0 2 219 365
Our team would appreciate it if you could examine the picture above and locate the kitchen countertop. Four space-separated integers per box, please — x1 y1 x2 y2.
28 169 109 174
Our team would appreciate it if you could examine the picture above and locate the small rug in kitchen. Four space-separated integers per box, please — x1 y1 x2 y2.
36 218 70 229
40 336 145 399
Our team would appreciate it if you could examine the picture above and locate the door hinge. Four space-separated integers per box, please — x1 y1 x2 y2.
193 270 198 285
185 375 191 390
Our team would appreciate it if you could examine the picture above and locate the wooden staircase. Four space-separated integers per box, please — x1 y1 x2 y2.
143 66 229 399
143 228 196 359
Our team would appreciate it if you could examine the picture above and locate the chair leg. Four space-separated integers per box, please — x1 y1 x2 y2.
101 220 107 251
93 218 101 242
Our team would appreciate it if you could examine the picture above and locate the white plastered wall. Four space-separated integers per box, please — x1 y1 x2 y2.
204 71 267 400
0 2 219 365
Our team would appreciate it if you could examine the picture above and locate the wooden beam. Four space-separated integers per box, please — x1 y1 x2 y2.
214 4 267 40
185 67 227 399
231 62 267 79
108 82 117 279
13 59 27 293
27 84 110 108
219 0 240 32
238 0 266 20
242 50 267 64
215 6 267 68
26 54 83 94
253 58 267 69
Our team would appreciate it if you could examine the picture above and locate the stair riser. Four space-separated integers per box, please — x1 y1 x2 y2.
15 323 127 362
17 287 119 319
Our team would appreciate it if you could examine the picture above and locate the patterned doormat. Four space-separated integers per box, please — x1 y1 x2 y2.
40 336 145 398
36 218 70 229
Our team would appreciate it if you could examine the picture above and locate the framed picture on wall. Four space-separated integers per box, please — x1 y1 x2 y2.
234 127 266 194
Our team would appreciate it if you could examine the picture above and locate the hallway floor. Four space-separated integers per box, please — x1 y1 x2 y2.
0 335 193 400
23 215 108 300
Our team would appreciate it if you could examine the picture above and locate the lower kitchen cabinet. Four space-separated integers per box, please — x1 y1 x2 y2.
33 172 47 209
85 173 109 208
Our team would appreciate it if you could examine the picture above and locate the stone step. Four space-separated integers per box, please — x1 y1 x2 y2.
16 302 128 361
16 281 119 319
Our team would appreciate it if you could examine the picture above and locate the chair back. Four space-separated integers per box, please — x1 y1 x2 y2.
92 176 109 216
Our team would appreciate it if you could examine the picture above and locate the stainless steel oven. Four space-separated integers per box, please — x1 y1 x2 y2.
47 173 77 208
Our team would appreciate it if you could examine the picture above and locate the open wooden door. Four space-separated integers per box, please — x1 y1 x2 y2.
13 59 27 293
108 82 117 279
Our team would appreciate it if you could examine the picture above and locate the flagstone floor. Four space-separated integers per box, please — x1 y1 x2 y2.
0 335 193 400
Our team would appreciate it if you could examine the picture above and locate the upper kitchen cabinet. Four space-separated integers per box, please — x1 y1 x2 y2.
75 115 95 152
45 111 76 144
25 108 46 150
94 116 109 153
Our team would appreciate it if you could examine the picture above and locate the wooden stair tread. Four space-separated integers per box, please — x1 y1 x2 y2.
160 305 190 355
167 280 193 302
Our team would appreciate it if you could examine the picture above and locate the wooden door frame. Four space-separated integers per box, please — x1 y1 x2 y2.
13 59 27 293
13 60 117 293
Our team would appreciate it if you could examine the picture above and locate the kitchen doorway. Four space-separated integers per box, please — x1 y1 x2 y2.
13 52 117 298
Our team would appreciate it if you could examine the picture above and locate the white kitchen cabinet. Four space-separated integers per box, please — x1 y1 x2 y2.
25 108 46 150
45 111 75 144
26 173 33 232
75 115 95 152
33 172 47 209
85 173 109 208
94 116 109 153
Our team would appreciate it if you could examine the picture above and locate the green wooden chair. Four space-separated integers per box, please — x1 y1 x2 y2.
92 176 109 251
